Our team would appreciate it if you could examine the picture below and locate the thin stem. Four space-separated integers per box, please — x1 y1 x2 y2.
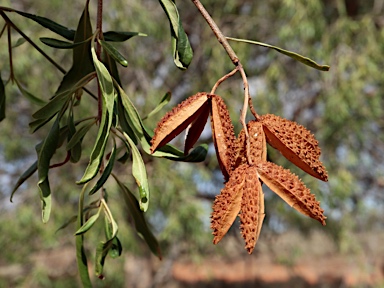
7 24 14 82
192 0 254 164
50 151 71 168
238 63 252 165
96 0 103 122
191 0 238 65
210 67 238 94
0 11 97 100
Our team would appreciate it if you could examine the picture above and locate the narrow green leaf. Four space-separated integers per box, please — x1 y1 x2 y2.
13 10 76 40
116 97 137 145
95 241 109 277
88 144 117 195
99 40 128 67
37 116 60 223
108 237 122 259
76 183 92 288
123 133 150 212
0 73 5 121
165 143 208 162
75 205 102 235
10 161 37 202
30 73 94 133
77 38 114 184
226 37 330 71
15 78 46 106
113 175 162 259
102 47 122 86
56 215 78 233
31 90 69 120
143 92 171 120
12 37 27 48
53 0 94 98
101 199 118 239
103 31 147 42
159 0 193 69
66 119 95 150
56 205 98 233
175 17 193 68
67 112 82 163
40 37 90 49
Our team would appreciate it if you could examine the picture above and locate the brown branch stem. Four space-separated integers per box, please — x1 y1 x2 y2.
50 152 71 168
210 67 238 94
7 24 14 82
192 0 253 164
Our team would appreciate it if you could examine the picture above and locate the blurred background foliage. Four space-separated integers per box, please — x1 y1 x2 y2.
1 0 384 287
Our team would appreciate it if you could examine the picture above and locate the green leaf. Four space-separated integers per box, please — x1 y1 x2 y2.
101 199 118 239
12 37 27 48
14 78 46 106
75 205 102 235
95 241 109 277
174 17 193 68
56 215 78 233
76 184 92 288
10 161 37 202
123 133 150 211
143 91 171 120
113 175 162 259
53 0 94 98
30 73 94 133
13 10 76 40
0 73 5 121
40 37 90 49
67 112 82 163
108 237 122 259
226 37 330 71
88 144 117 195
77 38 114 184
102 47 122 86
116 96 137 144
37 116 60 223
159 0 193 69
165 143 208 162
103 31 147 42
99 40 128 67
66 119 95 150
31 90 70 120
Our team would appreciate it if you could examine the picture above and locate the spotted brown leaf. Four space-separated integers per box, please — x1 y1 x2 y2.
150 92 210 153
234 121 267 169
259 114 328 181
210 95 236 181
240 165 265 254
211 164 247 244
256 161 326 225
184 101 210 155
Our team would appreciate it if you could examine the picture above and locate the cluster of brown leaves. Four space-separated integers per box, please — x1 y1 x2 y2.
151 92 328 254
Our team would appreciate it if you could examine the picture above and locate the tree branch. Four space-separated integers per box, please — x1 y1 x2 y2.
191 0 254 164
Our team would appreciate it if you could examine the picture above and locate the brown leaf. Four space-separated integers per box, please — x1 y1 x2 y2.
240 166 265 254
234 121 267 169
150 92 210 153
211 164 248 244
184 101 210 155
210 95 236 181
256 161 326 225
259 114 328 181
